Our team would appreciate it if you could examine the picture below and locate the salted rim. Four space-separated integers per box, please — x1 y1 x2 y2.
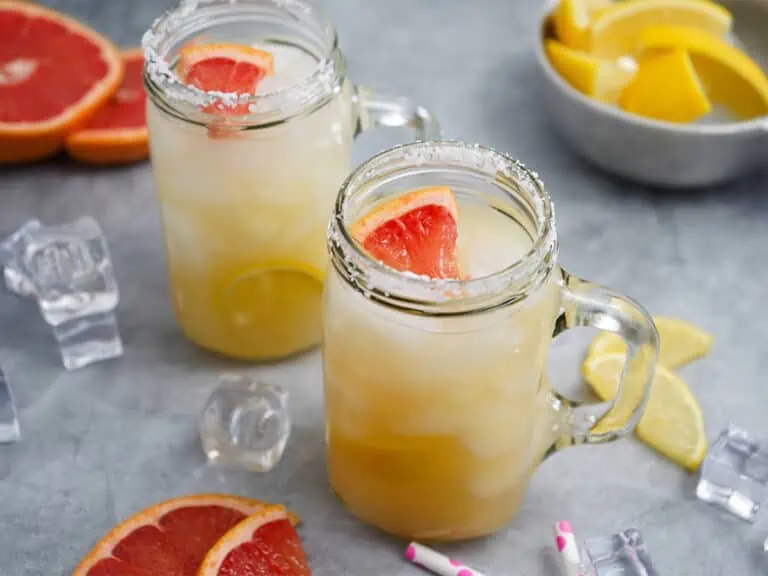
328 140 560 315
141 0 344 122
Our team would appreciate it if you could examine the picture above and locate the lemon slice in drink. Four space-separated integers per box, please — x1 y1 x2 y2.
590 0 732 57
587 316 713 369
620 49 711 123
640 25 768 119
218 261 324 359
583 353 707 470
546 39 637 103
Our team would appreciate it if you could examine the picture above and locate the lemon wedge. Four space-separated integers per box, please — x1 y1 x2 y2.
546 39 637 103
587 316 713 369
619 49 712 122
590 0 732 58
584 0 614 10
585 0 615 21
583 353 707 470
589 4 615 22
553 0 593 50
641 25 768 119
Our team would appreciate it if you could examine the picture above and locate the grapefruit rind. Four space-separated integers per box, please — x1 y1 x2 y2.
0 0 124 163
197 505 292 575
73 494 300 576
65 48 149 165
350 186 458 243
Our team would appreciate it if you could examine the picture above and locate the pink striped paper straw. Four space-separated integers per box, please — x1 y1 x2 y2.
553 521 585 576
405 542 487 576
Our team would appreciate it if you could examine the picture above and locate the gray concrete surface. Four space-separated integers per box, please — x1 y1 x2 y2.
1 0 768 574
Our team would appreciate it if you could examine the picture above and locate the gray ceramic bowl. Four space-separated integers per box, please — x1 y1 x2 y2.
535 0 768 188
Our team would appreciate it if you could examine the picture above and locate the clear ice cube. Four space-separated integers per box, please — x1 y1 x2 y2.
4 265 36 298
583 528 659 576
1 220 41 298
0 218 122 370
0 366 20 444
199 375 291 472
696 425 768 521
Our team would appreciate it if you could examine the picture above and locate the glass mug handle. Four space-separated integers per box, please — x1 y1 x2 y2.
547 269 659 450
352 85 442 141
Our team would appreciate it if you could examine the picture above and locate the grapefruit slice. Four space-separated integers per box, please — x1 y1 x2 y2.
198 505 311 576
176 43 274 115
0 1 123 163
65 48 148 165
351 186 461 280
73 494 300 576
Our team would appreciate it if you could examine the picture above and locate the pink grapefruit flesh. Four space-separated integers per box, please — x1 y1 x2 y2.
176 43 274 116
351 186 461 279
0 1 123 163
198 505 311 576
73 494 300 576
65 48 148 165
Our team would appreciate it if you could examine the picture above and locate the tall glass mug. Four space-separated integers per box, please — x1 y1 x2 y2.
142 0 438 360
324 141 659 540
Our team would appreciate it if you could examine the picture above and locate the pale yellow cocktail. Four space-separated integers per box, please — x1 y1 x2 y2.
323 141 659 540
325 200 561 539
147 42 353 360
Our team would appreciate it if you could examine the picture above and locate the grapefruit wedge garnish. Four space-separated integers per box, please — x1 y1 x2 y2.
198 505 311 576
177 43 274 116
0 1 123 163
65 48 148 165
351 186 461 279
73 494 300 576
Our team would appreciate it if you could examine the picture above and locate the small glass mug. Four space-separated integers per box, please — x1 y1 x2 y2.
324 141 659 540
142 0 439 360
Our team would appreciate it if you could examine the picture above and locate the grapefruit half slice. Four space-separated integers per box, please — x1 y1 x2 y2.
198 505 311 576
351 186 461 279
0 1 123 163
73 494 300 576
65 48 148 165
176 43 274 115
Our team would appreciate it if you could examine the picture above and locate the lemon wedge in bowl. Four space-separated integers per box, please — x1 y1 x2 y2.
620 49 712 122
546 39 637 103
590 0 732 58
640 25 768 119
586 316 713 369
553 0 593 50
583 353 707 471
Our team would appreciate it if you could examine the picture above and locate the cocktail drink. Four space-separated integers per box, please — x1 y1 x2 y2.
324 141 659 540
142 0 438 360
